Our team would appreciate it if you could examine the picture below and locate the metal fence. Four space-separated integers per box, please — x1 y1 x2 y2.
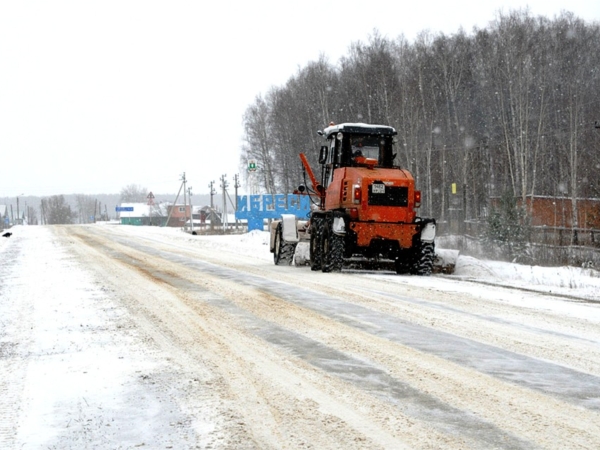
438 221 600 267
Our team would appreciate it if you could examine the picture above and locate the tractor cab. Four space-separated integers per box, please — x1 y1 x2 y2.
319 123 398 171
317 123 398 189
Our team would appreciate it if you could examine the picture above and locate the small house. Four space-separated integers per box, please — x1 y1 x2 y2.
118 202 165 226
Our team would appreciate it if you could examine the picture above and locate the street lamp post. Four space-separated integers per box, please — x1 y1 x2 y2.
16 193 24 225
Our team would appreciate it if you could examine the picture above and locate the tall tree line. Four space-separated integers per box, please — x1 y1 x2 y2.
241 10 600 225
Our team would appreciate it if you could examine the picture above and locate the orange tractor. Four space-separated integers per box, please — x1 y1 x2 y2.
270 122 441 275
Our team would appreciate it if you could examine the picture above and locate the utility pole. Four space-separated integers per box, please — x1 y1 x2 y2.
220 174 229 232
164 174 185 227
208 180 216 230
187 186 194 232
181 172 188 230
233 173 240 230
40 201 44 225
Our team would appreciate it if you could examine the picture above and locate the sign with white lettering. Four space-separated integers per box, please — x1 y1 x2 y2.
236 194 311 231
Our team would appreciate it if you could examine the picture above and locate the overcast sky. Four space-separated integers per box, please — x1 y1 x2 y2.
1 1 599 197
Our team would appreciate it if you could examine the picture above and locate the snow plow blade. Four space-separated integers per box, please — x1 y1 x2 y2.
433 249 459 274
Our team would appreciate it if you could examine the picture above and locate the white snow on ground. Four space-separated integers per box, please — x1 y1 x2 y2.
1 224 600 448
100 223 600 326
3 223 600 332
0 226 210 449
104 225 600 298
120 225 600 301
118 225 600 324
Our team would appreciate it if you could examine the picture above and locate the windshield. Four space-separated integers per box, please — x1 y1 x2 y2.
328 132 396 168
350 136 382 160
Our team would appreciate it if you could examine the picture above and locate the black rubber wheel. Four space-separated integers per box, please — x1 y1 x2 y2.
309 222 322 271
321 222 344 272
273 223 295 265
411 241 435 275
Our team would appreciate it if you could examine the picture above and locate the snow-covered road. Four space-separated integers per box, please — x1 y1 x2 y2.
1 224 600 449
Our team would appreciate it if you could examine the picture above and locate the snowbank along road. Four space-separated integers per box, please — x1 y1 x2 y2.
1 224 600 449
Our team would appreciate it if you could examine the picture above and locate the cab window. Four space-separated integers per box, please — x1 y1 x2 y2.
351 136 382 161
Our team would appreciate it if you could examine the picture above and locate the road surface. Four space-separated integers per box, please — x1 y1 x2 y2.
1 224 600 449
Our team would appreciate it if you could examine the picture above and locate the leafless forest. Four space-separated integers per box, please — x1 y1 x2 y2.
241 10 600 227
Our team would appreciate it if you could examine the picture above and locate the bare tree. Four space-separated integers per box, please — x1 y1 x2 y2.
42 195 76 225
75 194 98 223
268 57 340 192
241 95 276 194
120 184 148 203
546 13 599 243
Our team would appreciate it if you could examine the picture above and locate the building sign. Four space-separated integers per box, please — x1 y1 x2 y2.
236 194 311 231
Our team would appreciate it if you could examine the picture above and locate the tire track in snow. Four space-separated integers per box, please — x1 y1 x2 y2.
65 228 419 448
72 225 600 448
81 230 537 448
119 237 600 412
365 287 600 345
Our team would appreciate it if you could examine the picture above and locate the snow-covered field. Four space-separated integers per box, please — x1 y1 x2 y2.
1 224 600 449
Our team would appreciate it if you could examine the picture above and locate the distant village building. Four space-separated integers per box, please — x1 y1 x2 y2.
118 202 166 226
165 204 191 227
199 206 222 226
117 202 225 228
521 196 600 230
165 205 223 228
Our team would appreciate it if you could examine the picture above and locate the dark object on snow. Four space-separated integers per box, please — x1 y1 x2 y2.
2 232 12 238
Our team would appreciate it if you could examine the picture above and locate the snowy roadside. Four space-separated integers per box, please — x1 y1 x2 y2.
0 226 212 449
453 254 600 300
